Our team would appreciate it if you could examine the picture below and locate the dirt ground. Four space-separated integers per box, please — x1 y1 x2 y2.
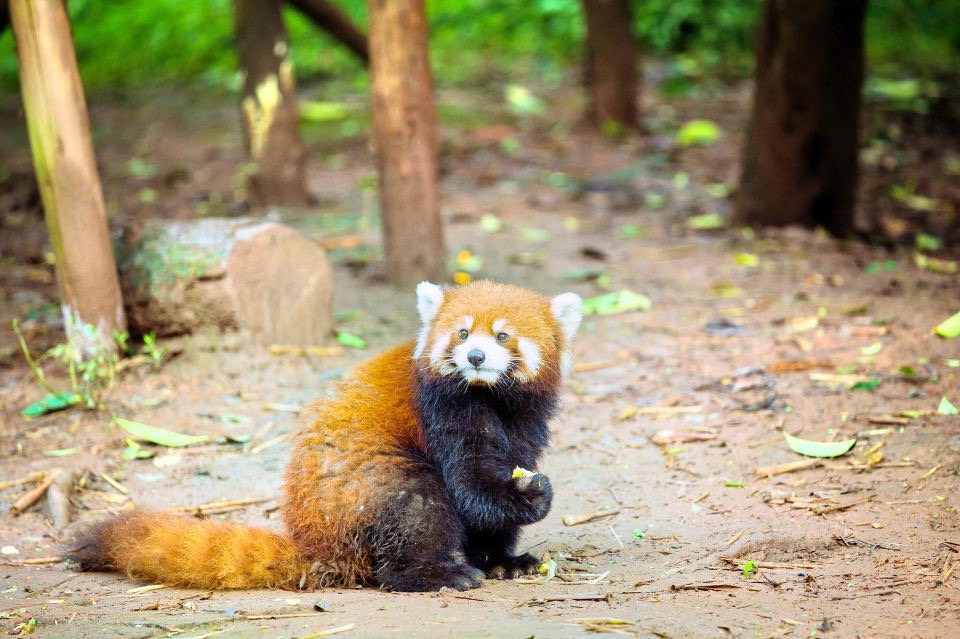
0 76 959 638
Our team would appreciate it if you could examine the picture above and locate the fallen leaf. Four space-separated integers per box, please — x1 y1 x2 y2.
676 119 721 147
582 289 652 315
479 214 503 233
336 332 367 349
114 417 208 448
783 431 856 458
934 310 960 338
686 212 725 230
938 396 959 416
651 429 719 445
21 393 80 417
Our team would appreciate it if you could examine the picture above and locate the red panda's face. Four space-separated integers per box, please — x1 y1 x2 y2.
413 281 582 387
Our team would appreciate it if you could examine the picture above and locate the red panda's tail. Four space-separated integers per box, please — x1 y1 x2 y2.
69 511 316 590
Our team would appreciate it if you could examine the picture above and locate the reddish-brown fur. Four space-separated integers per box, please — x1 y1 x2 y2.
70 281 568 590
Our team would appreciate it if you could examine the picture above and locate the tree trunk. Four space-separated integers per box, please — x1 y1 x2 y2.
233 0 309 207
10 0 126 356
287 0 368 65
581 0 640 133
734 0 867 237
367 0 446 287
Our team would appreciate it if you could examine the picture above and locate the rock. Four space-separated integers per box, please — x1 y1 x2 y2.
117 217 333 345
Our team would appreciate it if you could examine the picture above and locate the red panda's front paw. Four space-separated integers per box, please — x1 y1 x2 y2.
511 472 553 522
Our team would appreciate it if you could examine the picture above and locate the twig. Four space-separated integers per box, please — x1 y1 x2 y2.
168 497 274 517
243 612 321 620
1 556 63 566
920 464 942 480
0 472 46 492
721 558 818 570
11 469 61 515
670 582 740 591
635 406 703 415
127 584 169 595
723 530 745 546
811 495 874 515
755 458 821 478
267 344 345 358
573 359 628 373
514 592 610 608
297 624 356 639
249 432 292 453
829 589 900 600
608 525 624 548
98 471 129 495
563 508 620 526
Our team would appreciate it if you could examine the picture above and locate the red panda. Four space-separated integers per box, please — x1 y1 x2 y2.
69 280 582 592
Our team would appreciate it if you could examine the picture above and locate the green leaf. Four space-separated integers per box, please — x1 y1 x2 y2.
676 119 721 147
860 342 883 356
783 431 856 458
114 417 208 447
735 252 759 267
21 393 81 417
851 377 882 391
44 447 82 457
933 311 960 338
938 396 959 416
299 101 350 123
915 233 943 252
632 529 646 539
336 332 367 349
505 84 545 116
947 359 960 368
742 560 758 577
479 214 504 233
686 213 725 230
121 439 155 460
582 289 652 316
724 481 746 488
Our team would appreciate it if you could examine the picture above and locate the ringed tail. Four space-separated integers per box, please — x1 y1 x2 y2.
69 511 316 590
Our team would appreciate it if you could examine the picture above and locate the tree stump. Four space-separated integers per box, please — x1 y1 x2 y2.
117 218 334 346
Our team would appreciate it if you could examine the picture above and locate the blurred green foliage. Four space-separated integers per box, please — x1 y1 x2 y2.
0 0 958 94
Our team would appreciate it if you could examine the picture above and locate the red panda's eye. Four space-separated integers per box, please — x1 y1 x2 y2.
458 329 469 340
496 332 509 343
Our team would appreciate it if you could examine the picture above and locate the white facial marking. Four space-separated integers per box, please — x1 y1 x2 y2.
492 318 507 333
429 332 451 366
462 316 474 330
516 337 541 375
453 333 511 385
414 282 445 358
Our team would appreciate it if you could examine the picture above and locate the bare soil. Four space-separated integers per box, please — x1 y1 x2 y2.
0 77 959 638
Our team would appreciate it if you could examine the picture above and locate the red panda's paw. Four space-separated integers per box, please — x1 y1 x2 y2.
486 553 541 580
377 559 484 592
511 473 553 522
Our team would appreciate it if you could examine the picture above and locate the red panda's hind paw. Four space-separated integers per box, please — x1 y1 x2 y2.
486 553 540 580
376 559 483 592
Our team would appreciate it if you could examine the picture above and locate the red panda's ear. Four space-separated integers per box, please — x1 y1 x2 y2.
416 281 444 325
551 292 582 343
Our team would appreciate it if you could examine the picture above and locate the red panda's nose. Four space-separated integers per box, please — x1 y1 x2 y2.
467 350 486 367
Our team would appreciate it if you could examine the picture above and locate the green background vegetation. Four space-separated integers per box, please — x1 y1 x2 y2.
0 0 958 94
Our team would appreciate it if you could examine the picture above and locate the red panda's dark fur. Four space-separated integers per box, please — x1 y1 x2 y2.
69 281 573 591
